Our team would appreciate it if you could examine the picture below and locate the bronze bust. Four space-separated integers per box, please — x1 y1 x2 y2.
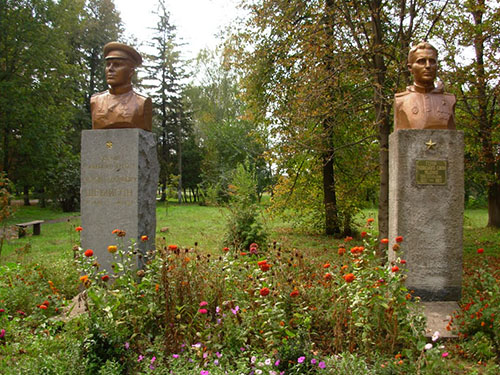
394 42 456 130
90 42 152 132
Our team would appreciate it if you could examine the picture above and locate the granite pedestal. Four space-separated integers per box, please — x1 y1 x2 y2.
81 129 159 273
388 129 464 301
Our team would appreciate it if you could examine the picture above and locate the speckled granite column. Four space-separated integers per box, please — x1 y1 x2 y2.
81 129 159 272
388 129 464 301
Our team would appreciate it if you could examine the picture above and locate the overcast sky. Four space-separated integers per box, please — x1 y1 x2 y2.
114 0 241 60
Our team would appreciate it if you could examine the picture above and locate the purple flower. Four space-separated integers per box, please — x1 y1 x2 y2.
149 365 155 370
216 352 222 358
216 306 221 314
274 360 280 366
124 342 129 350
203 352 208 359
192 343 202 348
298 356 305 363
319 361 326 369
151 356 156 363
138 355 144 362
200 371 210 375
311 358 317 365
231 306 240 314
172 354 179 358
214 359 219 365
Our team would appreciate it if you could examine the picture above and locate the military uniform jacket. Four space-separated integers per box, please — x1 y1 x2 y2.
394 83 456 130
91 86 152 131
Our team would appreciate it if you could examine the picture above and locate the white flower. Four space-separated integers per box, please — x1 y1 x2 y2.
432 331 440 342
265 358 272 366
255 370 262 375
251 356 257 364
424 343 433 350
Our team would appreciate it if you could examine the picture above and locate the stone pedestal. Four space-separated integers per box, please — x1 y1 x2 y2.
81 129 159 273
389 129 464 301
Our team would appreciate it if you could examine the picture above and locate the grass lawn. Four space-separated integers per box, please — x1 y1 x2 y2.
0 203 498 265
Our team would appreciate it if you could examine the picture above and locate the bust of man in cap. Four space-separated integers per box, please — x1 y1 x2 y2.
394 42 456 130
90 42 152 131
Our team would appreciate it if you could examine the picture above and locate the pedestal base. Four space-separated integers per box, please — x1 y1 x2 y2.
389 130 464 301
81 129 159 273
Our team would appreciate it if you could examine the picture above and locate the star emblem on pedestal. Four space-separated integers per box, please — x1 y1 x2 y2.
425 139 436 150
106 141 113 149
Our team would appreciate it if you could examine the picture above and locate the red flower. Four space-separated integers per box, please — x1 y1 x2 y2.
222 247 230 252
259 263 271 272
140 235 148 242
344 236 353 242
367 218 374 223
338 247 346 255
392 266 400 273
323 263 330 269
257 260 268 266
0 308 5 313
42 300 49 306
343 273 355 283
361 231 367 238
84 249 94 257
168 244 178 251
477 248 484 254
259 287 270 296
290 289 299 297
395 236 404 243
380 238 389 244
400 259 407 264
240 252 247 256
39 304 47 310
198 308 208 314
75 226 83 232
324 273 332 280
101 275 110 282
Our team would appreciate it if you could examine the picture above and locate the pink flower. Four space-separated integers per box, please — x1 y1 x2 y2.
442 352 449 358
319 361 326 369
298 356 305 363
199 301 208 307
0 329 5 338
200 371 210 375
198 308 208 314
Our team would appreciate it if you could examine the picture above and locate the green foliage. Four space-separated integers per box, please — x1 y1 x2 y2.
224 162 268 250
45 155 81 212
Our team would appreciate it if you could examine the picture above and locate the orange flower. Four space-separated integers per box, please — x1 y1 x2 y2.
323 263 330 269
257 260 268 266
259 287 270 296
140 235 148 242
84 249 94 257
343 273 355 283
380 238 389 244
79 275 89 283
75 226 83 232
392 243 400 252
391 266 400 273
338 246 346 255
341 265 348 271
155 283 160 292
345 236 353 242
112 229 119 234
324 273 332 280
222 247 230 252
101 275 109 282
117 230 126 237
290 289 299 297
39 304 47 310
168 244 178 251
367 218 374 223
395 236 404 243
107 245 118 253
240 252 247 256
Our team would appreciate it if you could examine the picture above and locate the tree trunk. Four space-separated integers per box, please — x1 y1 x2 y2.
322 147 340 235
177 115 183 204
23 185 30 206
488 183 500 227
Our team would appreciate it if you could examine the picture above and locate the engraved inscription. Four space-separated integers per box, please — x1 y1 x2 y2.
415 160 447 185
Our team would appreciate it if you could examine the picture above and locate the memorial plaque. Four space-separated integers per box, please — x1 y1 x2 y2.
416 160 447 185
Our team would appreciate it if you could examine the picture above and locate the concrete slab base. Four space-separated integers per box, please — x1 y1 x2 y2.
422 301 459 339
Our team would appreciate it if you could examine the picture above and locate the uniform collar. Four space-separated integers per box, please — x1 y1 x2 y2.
408 81 444 94
109 84 133 95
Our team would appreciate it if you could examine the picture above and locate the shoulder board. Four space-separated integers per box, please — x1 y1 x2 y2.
395 91 410 98
91 91 107 98
133 91 149 99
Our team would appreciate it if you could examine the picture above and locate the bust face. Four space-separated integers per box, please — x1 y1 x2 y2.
408 48 437 88
105 58 134 89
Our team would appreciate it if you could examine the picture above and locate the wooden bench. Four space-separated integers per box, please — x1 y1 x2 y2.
16 220 44 238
